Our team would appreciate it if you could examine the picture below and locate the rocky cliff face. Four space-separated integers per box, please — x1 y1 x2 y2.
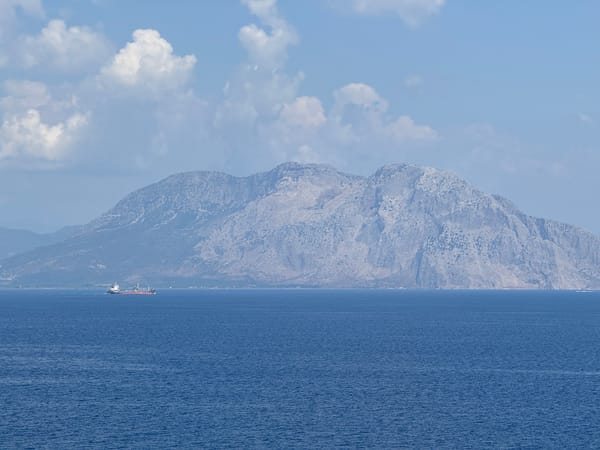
2 162 599 288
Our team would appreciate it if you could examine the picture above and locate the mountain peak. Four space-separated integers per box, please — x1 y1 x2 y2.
268 161 343 179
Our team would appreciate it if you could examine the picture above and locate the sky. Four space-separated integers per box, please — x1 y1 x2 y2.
0 0 599 233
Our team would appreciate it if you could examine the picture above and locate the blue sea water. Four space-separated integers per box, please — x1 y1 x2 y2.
1 289 600 448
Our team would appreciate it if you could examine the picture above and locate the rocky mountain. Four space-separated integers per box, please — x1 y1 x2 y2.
1 162 599 288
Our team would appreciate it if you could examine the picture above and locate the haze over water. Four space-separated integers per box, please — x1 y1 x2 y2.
1 289 600 448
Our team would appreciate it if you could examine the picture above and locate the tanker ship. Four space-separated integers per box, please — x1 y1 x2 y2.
107 282 156 295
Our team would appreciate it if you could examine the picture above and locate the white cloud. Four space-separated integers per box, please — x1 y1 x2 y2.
0 0 45 66
18 19 112 73
386 115 437 141
230 79 438 172
215 63 303 130
0 109 88 162
257 96 327 164
238 24 297 68
350 0 445 27
0 80 89 165
333 82 387 113
0 79 84 123
239 0 298 68
99 29 196 94
331 82 435 143
0 80 50 112
294 144 322 163
212 4 437 173
214 53 309 172
279 96 326 128
0 0 44 32
0 0 437 175
79 29 214 172
241 0 278 21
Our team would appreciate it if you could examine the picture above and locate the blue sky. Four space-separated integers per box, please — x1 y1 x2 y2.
0 0 599 233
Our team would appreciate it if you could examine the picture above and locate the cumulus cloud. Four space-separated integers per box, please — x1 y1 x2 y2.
0 0 45 66
0 80 50 112
74 28 212 171
215 19 307 171
259 96 327 163
217 0 439 174
17 19 113 73
241 0 277 19
0 0 437 175
0 79 84 121
332 82 436 143
99 29 196 94
386 115 437 141
350 0 445 27
239 0 298 68
279 96 326 129
215 63 304 131
219 78 437 173
332 82 388 114
0 80 89 165
0 109 87 163
0 0 44 32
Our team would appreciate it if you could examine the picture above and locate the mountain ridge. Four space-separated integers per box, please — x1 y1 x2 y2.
1 162 599 289
0 225 83 261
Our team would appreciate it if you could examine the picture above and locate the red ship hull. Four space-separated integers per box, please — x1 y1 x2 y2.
118 290 156 295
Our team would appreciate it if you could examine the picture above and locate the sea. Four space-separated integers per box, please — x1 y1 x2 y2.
1 289 600 448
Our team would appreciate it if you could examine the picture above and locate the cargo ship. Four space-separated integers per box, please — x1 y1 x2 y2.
107 282 156 295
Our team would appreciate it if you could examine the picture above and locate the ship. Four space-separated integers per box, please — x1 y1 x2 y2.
106 282 156 295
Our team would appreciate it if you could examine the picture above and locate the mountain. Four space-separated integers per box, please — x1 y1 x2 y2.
1 162 599 288
0 225 82 260
0 227 50 260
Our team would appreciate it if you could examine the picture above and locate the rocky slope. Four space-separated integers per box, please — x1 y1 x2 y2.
1 162 599 288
